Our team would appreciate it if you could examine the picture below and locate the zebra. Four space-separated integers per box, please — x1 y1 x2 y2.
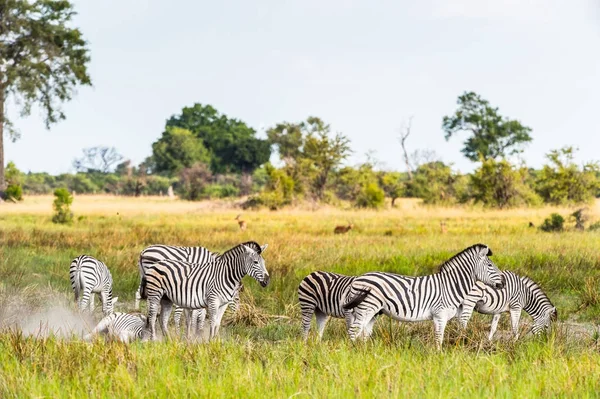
140 241 269 341
298 271 380 340
136 244 243 337
135 244 217 310
69 255 117 316
83 312 150 343
456 270 557 340
342 244 505 349
183 282 244 340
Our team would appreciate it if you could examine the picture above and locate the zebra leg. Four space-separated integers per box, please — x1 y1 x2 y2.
79 287 92 312
488 313 501 340
89 293 95 312
509 308 522 340
315 311 329 340
211 304 228 339
159 298 173 340
173 306 183 337
348 308 376 342
196 308 207 337
432 314 450 350
147 298 160 341
300 304 315 341
184 309 193 341
135 287 141 311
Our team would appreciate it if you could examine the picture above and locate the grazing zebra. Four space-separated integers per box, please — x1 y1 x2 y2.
84 312 149 343
298 271 379 340
140 241 269 341
456 270 557 340
343 244 505 349
69 255 117 316
135 244 217 310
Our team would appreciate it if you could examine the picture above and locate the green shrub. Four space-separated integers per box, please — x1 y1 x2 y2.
178 162 212 201
588 222 600 232
540 213 564 232
4 184 23 201
355 183 385 209
204 184 240 199
52 188 74 224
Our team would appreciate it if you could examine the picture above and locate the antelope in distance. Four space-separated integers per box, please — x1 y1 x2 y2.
440 221 447 234
334 222 353 235
235 214 247 231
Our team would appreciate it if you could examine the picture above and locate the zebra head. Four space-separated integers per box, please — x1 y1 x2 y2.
472 245 505 290
242 243 270 287
531 306 558 335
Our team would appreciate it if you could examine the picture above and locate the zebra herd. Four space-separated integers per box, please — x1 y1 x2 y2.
71 242 556 348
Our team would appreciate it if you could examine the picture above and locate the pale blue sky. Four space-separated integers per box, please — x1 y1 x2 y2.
5 0 600 174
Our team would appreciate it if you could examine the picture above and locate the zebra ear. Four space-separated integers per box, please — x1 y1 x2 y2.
242 245 254 254
478 245 492 257
260 244 268 253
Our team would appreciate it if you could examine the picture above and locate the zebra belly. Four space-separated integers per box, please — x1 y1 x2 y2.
384 308 433 322
476 302 509 314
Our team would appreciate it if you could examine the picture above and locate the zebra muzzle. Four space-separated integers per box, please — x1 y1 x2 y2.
260 275 270 287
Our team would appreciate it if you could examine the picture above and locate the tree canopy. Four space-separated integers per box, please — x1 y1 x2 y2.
158 103 271 174
442 92 532 162
0 0 92 189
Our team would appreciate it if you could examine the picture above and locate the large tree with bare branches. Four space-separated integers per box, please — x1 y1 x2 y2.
0 0 91 190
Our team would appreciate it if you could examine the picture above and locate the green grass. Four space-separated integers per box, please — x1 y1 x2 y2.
1 197 600 398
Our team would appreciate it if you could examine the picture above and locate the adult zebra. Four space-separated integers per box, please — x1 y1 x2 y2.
343 244 505 349
140 241 269 341
456 270 557 340
135 244 217 310
69 255 118 316
84 312 149 343
298 271 380 340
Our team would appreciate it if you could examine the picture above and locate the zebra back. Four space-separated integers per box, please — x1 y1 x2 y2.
69 255 115 315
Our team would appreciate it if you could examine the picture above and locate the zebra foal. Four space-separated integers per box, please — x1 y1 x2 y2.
298 271 379 340
69 255 117 316
140 241 269 341
343 244 505 349
457 270 557 340
84 312 149 343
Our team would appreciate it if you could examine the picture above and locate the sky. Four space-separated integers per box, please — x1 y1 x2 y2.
5 0 600 174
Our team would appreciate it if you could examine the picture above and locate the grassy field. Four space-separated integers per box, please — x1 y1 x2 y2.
1 195 600 398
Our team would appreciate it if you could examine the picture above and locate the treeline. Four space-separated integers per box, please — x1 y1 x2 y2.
5 93 600 208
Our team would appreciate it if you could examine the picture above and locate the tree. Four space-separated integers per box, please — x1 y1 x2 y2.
442 92 532 162
150 126 210 176
0 0 92 189
178 162 212 201
164 103 270 174
398 116 414 181
535 147 599 205
266 122 305 161
406 161 461 205
379 171 404 207
73 146 123 173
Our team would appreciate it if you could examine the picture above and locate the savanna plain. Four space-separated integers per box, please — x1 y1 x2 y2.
1 196 600 398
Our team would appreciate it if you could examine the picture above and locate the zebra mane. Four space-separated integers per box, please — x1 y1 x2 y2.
219 241 263 258
438 243 491 272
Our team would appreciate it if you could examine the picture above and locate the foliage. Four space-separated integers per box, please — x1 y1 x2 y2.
469 158 541 208
177 162 212 201
406 162 461 205
355 182 385 209
535 147 599 205
3 161 23 201
150 127 211 176
588 221 600 232
73 147 123 173
51 188 73 224
379 171 404 206
442 91 532 161
203 184 240 199
249 163 295 209
164 104 271 174
0 0 92 188
540 213 564 232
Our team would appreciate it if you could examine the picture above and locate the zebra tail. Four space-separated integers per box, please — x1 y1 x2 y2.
139 276 148 299
343 288 371 310
74 258 84 299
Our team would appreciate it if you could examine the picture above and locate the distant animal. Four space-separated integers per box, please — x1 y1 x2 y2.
140 241 269 341
528 222 535 228
84 312 149 343
298 271 379 340
69 255 118 316
384 230 393 236
334 222 353 234
457 270 557 340
235 214 247 231
440 221 447 234
342 244 505 349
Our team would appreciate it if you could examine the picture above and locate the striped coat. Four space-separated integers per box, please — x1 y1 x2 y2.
69 255 117 316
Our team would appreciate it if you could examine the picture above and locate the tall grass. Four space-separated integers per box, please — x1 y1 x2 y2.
1 196 600 397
